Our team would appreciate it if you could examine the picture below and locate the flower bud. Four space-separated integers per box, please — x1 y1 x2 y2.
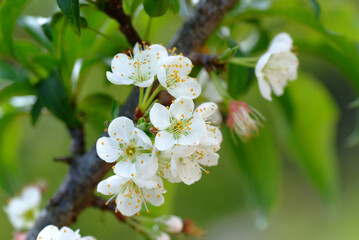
163 215 183 233
156 232 171 240
227 101 263 141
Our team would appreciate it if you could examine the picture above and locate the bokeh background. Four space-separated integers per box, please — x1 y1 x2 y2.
0 0 359 239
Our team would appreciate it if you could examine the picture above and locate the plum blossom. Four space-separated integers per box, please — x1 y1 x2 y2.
106 43 168 87
36 225 95 240
227 100 263 141
149 97 206 151
96 117 153 178
4 186 41 231
97 156 166 216
255 32 299 101
157 55 201 99
156 232 171 240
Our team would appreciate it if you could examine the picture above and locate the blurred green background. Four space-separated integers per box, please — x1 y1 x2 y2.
0 0 359 239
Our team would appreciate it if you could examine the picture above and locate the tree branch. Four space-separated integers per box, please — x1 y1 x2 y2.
102 0 142 45
26 0 239 238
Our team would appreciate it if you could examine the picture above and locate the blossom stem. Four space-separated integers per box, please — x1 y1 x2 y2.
142 85 164 111
228 57 257 68
141 84 153 109
139 87 144 109
210 71 230 107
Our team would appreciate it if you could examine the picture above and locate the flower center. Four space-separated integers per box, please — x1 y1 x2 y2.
168 117 193 139
21 208 36 222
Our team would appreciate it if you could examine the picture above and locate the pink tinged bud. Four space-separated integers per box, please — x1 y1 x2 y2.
13 232 26 240
163 215 183 233
227 100 263 141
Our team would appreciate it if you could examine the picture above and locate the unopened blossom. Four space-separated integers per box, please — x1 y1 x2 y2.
227 100 263 141
255 32 299 101
156 232 171 240
149 97 206 151
36 225 95 240
4 186 41 231
157 215 183 234
96 117 152 178
97 156 166 216
157 55 201 99
106 43 168 87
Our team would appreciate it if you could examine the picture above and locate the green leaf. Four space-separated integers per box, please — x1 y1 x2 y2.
36 72 80 127
110 99 120 119
143 0 169 17
0 111 27 193
0 60 27 82
30 98 42 125
56 0 81 35
0 0 28 55
346 109 359 147
169 0 180 14
18 15 53 51
226 45 253 98
225 126 280 224
274 74 339 202
0 81 34 104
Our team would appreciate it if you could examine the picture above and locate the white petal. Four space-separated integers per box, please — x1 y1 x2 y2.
21 186 41 208
133 42 139 56
257 77 272 101
135 76 154 87
198 151 219 167
106 72 134 85
164 55 192 76
168 78 201 99
155 131 176 151
195 102 218 120
177 159 202 185
111 53 132 74
36 225 59 240
96 137 120 163
97 175 127 196
148 44 168 63
142 188 165 207
169 97 194 119
81 236 97 240
116 191 142 216
150 103 171 130
270 32 293 47
205 125 222 144
108 117 135 143
134 128 152 149
58 226 77 239
177 116 206 145
157 66 168 88
136 154 158 179
114 160 137 178
255 52 271 79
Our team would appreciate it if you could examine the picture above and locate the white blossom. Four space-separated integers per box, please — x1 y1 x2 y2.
255 32 299 101
4 186 41 231
157 55 201 99
97 156 166 216
36 225 95 240
106 43 168 87
150 97 206 151
96 117 153 178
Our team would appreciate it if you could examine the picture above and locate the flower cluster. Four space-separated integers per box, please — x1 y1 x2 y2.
255 32 299 101
97 43 222 217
